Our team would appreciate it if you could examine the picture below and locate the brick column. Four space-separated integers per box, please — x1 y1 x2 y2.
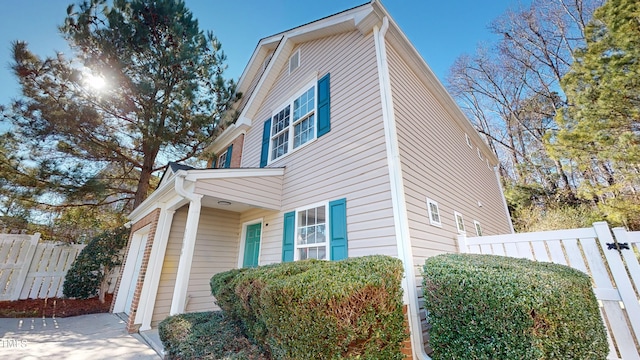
109 208 161 333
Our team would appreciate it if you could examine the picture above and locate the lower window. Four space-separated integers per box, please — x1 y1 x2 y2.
296 205 327 260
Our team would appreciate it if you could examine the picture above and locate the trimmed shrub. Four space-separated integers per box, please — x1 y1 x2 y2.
159 311 267 359
422 254 608 360
210 255 406 360
63 226 128 302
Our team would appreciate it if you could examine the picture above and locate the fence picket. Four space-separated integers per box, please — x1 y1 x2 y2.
504 243 519 257
516 242 534 260
612 229 640 304
1 234 122 301
531 241 549 262
492 243 506 256
546 240 567 265
594 222 640 349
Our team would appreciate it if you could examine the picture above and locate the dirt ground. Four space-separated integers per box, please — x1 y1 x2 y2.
0 293 113 318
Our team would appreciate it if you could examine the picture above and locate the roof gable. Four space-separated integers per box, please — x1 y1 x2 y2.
157 162 196 188
209 0 497 163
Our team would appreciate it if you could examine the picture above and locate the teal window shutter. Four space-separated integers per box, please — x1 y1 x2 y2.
282 211 295 262
224 144 233 168
260 118 271 168
317 73 331 138
329 198 348 260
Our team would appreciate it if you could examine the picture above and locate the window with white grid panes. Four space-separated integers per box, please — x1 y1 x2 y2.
296 205 327 260
427 198 442 227
474 221 483 236
270 83 316 162
454 211 465 234
217 150 228 169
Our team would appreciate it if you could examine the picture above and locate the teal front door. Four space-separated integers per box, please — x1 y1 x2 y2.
243 223 261 268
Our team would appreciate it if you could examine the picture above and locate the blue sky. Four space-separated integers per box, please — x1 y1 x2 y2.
0 0 530 106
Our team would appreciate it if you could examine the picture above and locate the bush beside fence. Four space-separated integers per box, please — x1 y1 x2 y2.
422 253 608 360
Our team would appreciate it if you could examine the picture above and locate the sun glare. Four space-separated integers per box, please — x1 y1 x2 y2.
85 73 106 90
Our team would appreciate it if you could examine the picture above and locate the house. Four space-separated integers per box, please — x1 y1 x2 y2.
110 1 513 358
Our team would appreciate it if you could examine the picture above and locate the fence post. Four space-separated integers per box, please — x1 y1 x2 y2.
593 222 640 347
457 234 468 253
11 233 40 300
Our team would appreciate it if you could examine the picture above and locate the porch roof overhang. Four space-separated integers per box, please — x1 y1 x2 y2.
128 167 285 223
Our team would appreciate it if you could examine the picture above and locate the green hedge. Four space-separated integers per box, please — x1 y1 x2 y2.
158 311 265 359
210 255 407 360
422 254 608 360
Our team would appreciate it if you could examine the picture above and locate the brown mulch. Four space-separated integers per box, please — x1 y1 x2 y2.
0 293 113 318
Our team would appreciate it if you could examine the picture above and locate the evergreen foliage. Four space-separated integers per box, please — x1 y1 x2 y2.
423 254 608 360
554 0 640 229
1 0 238 222
63 226 129 302
210 256 406 360
159 311 267 360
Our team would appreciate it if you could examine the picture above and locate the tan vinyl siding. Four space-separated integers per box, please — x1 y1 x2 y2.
239 209 282 265
195 176 283 210
387 41 511 258
185 207 240 313
241 29 398 260
151 206 240 326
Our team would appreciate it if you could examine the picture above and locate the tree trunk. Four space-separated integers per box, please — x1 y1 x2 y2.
133 144 160 209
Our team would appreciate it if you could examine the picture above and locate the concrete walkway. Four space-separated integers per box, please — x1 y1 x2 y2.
0 313 161 359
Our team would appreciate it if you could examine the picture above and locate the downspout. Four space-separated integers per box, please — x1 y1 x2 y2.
374 17 430 359
174 171 193 200
494 166 515 233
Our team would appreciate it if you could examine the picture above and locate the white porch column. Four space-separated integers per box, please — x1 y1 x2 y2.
138 207 176 330
169 195 203 315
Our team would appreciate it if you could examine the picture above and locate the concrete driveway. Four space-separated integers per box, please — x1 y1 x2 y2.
0 313 161 359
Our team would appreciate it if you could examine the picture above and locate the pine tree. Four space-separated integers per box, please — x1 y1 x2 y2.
555 0 640 228
2 0 238 214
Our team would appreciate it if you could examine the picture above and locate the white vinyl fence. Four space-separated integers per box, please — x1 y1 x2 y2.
0 233 120 301
458 222 640 360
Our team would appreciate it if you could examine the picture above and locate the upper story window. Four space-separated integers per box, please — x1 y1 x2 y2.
216 144 233 168
217 151 228 168
260 73 330 168
289 50 300 74
270 83 316 162
465 134 472 148
426 198 441 227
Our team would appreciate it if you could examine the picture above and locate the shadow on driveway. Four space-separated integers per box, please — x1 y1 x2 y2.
0 313 161 359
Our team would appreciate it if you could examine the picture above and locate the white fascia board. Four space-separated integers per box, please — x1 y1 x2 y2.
236 36 282 95
205 121 251 155
238 5 373 125
183 167 285 182
127 178 177 223
237 35 286 123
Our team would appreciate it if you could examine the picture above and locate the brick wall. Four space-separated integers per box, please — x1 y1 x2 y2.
402 305 415 359
109 208 161 333
228 134 244 168
207 133 245 168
